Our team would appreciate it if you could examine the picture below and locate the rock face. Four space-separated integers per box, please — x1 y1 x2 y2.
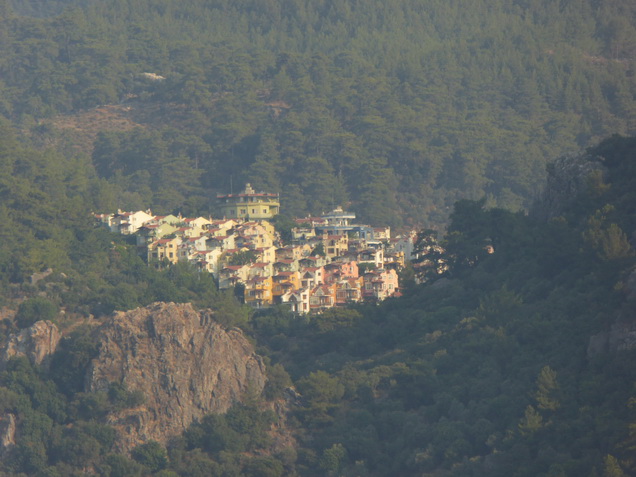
0 320 60 369
85 302 267 451
0 413 16 454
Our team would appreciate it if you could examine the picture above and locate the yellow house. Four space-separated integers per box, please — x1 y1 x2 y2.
208 219 238 236
322 233 349 259
147 237 181 265
273 271 301 300
239 220 276 239
217 183 280 220
191 249 224 275
258 220 276 237
254 246 277 264
183 217 212 236
244 276 273 308
218 264 250 289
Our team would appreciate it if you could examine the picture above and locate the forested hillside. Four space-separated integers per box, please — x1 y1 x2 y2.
258 135 636 476
1 0 635 226
0 125 635 475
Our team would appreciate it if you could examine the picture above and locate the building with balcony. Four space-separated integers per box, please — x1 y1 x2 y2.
217 183 280 220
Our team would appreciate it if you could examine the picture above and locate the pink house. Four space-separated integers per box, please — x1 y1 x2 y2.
363 268 399 302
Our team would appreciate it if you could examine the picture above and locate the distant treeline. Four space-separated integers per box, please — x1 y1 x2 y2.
1 0 635 227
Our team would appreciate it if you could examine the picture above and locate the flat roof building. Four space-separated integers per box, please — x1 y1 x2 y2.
217 183 280 220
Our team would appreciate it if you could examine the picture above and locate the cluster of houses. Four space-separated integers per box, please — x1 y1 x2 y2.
95 184 417 313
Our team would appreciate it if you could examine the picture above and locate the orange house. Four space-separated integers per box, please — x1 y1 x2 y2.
244 276 273 308
272 271 302 301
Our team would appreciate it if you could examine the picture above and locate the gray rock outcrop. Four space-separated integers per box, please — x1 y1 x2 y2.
0 413 16 454
85 302 267 452
0 320 60 369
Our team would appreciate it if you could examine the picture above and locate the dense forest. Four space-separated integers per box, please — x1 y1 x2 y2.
1 0 635 226
1 0 636 475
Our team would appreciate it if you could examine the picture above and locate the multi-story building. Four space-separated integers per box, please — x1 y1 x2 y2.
357 248 385 269
363 268 399 301
105 210 154 235
136 223 178 246
273 258 298 274
335 278 363 305
284 288 310 314
218 264 250 289
322 233 349 259
183 217 212 236
244 276 273 308
147 237 181 265
301 267 324 289
217 183 280 220
324 261 359 284
272 271 302 302
310 284 336 312
388 231 417 261
254 246 277 264
191 249 224 275
207 219 238 236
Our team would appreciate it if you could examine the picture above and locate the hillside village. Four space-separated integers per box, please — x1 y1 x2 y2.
95 184 418 313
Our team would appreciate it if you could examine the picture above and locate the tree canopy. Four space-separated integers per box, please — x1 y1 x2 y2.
0 0 634 226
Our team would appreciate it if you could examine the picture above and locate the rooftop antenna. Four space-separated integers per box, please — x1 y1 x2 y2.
230 175 233 194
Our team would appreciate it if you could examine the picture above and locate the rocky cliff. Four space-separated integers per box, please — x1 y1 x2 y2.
0 320 60 369
0 414 16 455
0 320 60 455
85 302 268 451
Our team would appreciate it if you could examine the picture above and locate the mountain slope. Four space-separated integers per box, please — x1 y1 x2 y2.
248 135 636 476
1 0 634 225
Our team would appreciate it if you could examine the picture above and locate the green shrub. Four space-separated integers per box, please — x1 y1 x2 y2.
15 297 57 328
131 441 168 473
